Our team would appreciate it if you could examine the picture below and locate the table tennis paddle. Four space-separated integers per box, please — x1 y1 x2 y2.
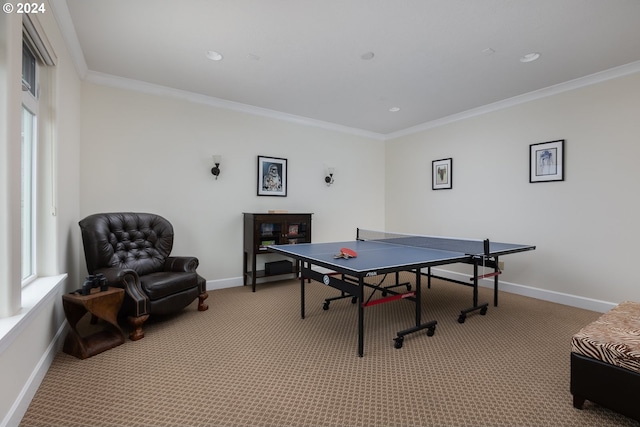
334 247 357 259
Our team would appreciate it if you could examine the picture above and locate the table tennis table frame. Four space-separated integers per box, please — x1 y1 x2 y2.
300 264 443 357
269 232 534 357
425 255 501 324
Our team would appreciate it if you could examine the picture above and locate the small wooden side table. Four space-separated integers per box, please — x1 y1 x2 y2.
62 287 125 359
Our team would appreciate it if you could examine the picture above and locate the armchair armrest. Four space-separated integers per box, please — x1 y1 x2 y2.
95 266 135 285
94 266 149 317
164 256 199 273
163 257 207 295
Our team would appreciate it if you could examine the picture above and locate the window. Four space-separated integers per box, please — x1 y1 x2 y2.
22 41 37 97
0 13 60 324
21 41 38 285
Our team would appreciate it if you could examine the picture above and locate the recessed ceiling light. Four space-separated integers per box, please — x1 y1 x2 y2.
206 50 223 61
389 107 400 112
520 52 540 63
361 51 375 60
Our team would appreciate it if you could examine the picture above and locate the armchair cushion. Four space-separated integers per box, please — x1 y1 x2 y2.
140 271 198 300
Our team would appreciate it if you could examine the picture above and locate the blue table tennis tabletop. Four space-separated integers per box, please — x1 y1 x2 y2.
268 237 534 275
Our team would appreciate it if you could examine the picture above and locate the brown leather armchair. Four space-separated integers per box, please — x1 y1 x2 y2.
79 212 208 340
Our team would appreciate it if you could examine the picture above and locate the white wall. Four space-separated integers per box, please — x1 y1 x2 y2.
79 72 640 305
79 83 386 285
386 72 640 307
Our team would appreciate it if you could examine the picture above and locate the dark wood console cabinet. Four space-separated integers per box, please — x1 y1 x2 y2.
243 212 312 292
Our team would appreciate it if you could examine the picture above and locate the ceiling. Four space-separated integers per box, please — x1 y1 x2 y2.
59 0 640 138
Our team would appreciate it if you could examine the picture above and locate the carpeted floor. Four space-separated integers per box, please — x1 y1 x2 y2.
20 274 639 426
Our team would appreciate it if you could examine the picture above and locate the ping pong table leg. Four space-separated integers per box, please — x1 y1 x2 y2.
300 262 306 319
358 277 365 357
457 259 488 323
415 269 421 326
393 269 437 349
473 262 478 307
494 256 499 307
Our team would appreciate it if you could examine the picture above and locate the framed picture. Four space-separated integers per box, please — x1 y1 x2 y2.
529 140 564 183
257 155 287 196
432 158 452 190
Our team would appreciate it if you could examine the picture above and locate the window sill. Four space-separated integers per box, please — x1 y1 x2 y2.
0 274 67 354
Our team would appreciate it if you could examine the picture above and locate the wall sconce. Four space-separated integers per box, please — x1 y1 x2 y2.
325 167 335 186
211 155 221 179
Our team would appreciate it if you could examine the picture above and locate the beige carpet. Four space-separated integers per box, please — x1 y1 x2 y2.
20 274 639 426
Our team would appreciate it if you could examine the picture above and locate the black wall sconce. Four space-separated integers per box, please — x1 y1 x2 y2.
211 155 221 179
325 167 335 186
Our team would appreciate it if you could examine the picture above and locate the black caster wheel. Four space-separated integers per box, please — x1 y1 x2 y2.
394 337 404 349
427 327 436 337
323 302 330 310
406 284 412 291
480 307 488 315
382 291 387 297
458 314 466 324
351 297 357 304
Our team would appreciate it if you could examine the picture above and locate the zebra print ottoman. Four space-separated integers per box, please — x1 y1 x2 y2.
570 301 640 422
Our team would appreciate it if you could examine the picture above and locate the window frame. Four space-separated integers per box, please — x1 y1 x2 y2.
21 38 39 286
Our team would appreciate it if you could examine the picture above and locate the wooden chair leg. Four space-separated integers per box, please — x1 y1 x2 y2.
128 314 149 341
198 292 209 311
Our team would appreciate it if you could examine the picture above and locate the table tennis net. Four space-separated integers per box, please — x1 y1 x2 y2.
357 229 487 256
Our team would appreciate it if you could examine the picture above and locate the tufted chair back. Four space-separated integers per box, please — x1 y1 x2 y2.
81 212 174 276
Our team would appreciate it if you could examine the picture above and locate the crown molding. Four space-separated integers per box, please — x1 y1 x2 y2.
49 0 88 78
50 0 383 139
84 71 386 140
78 61 640 143
47 0 640 142
386 60 640 140
48 0 383 139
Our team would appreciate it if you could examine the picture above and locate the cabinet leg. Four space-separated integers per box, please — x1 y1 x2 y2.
252 256 257 292
243 252 248 286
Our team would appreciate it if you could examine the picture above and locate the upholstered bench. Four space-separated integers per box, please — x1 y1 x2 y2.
571 301 640 422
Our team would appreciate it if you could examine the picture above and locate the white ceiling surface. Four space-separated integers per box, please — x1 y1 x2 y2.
61 0 640 138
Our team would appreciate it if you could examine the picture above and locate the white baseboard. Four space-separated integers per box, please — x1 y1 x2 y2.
206 277 244 291
207 270 615 313
204 267 334 292
3 322 67 427
428 268 615 313
1 274 67 427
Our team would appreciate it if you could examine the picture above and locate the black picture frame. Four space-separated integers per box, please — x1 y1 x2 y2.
257 155 287 196
432 158 452 190
529 140 564 183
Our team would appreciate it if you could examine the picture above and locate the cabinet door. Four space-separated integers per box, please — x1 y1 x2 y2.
283 215 311 245
256 217 283 250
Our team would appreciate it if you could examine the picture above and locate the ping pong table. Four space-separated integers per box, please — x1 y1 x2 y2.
268 229 535 357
